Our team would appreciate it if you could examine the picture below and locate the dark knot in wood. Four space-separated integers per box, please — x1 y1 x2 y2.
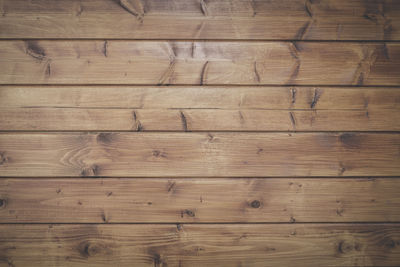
250 200 261 208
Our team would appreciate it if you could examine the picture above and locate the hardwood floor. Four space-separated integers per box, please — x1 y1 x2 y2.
0 0 399 266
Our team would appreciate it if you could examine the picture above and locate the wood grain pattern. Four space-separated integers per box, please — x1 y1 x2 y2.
1 107 398 131
1 86 399 131
0 133 398 177
1 178 400 223
1 86 399 110
1 224 400 266
1 41 399 85
1 0 399 40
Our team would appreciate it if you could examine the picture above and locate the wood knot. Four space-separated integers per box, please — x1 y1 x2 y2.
250 200 261 209
379 236 398 250
78 241 103 258
78 241 112 258
80 165 100 177
0 152 9 165
152 150 167 158
96 133 113 144
337 240 362 255
339 133 361 149
0 198 6 209
25 40 46 61
181 209 195 218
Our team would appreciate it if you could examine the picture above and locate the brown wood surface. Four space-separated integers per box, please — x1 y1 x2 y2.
0 224 399 266
1 41 400 85
1 0 400 40
1 86 399 131
1 1 400 266
1 107 399 131
0 86 399 110
0 178 400 223
0 132 399 177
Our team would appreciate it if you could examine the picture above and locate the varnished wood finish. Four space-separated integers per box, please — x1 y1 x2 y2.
1 178 400 223
0 224 400 266
0 133 398 177
1 0 400 40
1 41 399 85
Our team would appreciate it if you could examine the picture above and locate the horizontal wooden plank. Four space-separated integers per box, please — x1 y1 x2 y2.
1 178 400 223
1 0 400 40
1 86 399 131
0 133 398 177
1 107 398 131
0 86 399 110
0 224 399 266
1 41 400 85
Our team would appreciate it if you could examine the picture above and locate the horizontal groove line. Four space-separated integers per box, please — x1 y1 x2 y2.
1 39 400 43
1 84 400 88
0 222 399 225
0 176 398 179
4 107 398 111
0 131 399 133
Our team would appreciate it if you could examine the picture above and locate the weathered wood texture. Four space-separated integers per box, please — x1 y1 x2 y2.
3 107 399 131
0 133 399 177
1 41 399 85
1 86 399 131
1 224 400 266
1 86 399 109
0 0 399 40
1 178 400 223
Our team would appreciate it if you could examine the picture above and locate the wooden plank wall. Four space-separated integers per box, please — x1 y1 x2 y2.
0 0 399 266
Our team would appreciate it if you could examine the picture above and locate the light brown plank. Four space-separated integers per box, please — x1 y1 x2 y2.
1 107 398 131
0 224 399 266
0 132 398 177
1 178 400 223
1 41 399 85
1 0 400 40
1 86 399 131
0 86 399 110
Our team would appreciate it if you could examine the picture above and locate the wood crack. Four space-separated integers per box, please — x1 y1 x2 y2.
157 61 176 85
180 111 188 132
200 61 209 85
305 0 313 18
103 41 108 57
295 21 311 40
289 112 296 130
310 88 322 109
200 0 209 16
132 111 143 131
118 0 145 23
290 88 297 106
287 43 301 84
254 61 260 83
353 46 379 85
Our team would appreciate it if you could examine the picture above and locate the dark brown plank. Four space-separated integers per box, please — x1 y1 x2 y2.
0 224 399 266
1 178 400 223
0 132 398 177
1 41 399 85
1 0 400 40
